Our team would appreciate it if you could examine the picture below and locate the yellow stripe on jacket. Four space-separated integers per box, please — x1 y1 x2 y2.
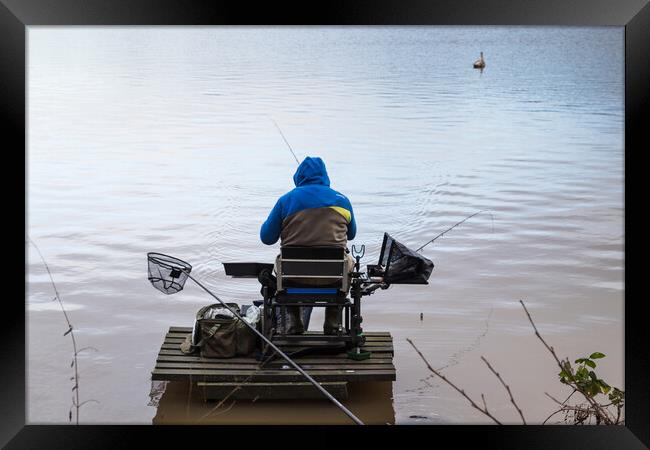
329 206 351 223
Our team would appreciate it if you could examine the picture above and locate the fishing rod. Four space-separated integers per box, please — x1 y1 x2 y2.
415 210 493 253
184 272 364 425
147 253 363 424
270 117 300 165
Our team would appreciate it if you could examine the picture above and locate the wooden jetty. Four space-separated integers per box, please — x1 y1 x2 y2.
152 326 396 400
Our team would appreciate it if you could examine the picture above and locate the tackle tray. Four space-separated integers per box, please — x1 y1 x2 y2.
223 262 274 278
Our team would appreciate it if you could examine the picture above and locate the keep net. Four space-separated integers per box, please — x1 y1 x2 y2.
383 234 434 284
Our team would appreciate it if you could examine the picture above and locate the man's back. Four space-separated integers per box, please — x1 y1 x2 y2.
260 156 356 248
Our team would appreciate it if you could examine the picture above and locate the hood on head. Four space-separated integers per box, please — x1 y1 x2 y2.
293 156 330 187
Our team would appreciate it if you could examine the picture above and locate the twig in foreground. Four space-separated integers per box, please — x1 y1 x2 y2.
480 356 526 424
28 237 99 424
406 338 502 425
197 350 279 422
518 300 613 425
542 389 578 425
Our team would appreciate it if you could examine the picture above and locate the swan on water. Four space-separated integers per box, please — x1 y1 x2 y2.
473 52 485 69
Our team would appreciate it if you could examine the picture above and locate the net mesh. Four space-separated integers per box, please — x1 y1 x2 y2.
383 234 434 284
147 252 192 294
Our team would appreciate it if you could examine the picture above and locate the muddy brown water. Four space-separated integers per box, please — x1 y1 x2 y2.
27 27 623 424
151 382 396 425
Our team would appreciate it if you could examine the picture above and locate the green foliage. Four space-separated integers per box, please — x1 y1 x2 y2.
608 387 624 407
558 352 620 401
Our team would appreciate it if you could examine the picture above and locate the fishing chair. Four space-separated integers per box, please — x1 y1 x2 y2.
263 246 359 348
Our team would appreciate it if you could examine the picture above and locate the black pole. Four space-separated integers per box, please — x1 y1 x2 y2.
185 273 364 425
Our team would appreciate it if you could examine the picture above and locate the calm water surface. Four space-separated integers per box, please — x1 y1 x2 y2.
27 27 624 424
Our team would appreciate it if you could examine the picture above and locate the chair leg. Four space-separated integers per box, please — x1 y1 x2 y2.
345 305 350 333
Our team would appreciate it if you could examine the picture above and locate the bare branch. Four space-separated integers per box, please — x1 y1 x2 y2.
519 300 562 366
75 347 99 355
542 408 567 425
519 300 614 425
197 387 242 422
407 338 502 425
561 389 578 406
28 237 85 425
197 349 279 422
481 356 526 424
207 399 237 418
78 399 100 408
545 393 592 415
545 392 567 406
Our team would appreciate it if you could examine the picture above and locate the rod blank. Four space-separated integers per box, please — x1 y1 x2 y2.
186 273 364 425
270 118 300 165
416 210 492 252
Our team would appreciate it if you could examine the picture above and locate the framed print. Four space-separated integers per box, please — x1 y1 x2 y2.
2 0 648 447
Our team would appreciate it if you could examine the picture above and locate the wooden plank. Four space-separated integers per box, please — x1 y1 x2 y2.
155 362 394 371
196 381 348 400
151 326 397 392
159 344 394 354
165 333 393 342
164 332 393 343
163 342 394 353
156 355 395 365
162 341 393 352
163 342 393 352
161 339 392 348
163 335 393 345
157 349 395 361
152 368 396 382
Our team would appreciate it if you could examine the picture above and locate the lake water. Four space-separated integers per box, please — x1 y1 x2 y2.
27 26 624 424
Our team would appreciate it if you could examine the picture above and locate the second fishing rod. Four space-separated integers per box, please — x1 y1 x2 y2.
269 118 493 255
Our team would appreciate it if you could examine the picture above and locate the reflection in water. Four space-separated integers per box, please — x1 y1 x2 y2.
152 381 395 425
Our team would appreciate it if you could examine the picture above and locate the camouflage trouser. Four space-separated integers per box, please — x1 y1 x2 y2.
274 253 356 334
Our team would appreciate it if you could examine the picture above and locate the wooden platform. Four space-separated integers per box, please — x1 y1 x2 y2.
152 326 396 400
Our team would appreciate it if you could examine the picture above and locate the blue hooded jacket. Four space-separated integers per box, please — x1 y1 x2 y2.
260 157 357 245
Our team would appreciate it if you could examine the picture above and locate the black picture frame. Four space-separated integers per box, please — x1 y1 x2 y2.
2 0 647 448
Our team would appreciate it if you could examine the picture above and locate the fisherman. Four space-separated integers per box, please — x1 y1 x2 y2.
260 156 357 335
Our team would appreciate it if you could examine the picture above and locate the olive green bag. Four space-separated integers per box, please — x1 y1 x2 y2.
235 319 257 356
181 303 258 358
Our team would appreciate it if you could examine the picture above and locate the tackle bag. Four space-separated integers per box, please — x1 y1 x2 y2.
180 303 259 358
